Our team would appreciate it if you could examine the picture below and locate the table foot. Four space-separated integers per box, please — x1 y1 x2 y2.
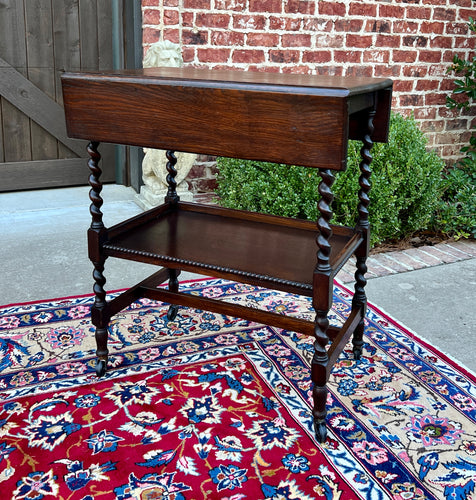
95 358 107 377
313 418 327 443
353 342 363 360
167 304 179 321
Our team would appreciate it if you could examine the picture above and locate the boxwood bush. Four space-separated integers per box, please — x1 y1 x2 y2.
216 112 445 246
435 157 476 239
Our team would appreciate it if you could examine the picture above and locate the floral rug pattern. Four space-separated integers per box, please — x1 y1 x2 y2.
0 278 475 499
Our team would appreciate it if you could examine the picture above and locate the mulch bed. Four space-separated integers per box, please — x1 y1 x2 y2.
370 231 454 255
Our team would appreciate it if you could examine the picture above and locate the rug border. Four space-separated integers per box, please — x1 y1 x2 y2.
3 276 474 383
337 279 476 381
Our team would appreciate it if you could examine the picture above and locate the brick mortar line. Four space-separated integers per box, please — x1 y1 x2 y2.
369 244 474 275
336 243 475 284
417 246 455 262
376 252 416 271
366 256 399 274
439 243 475 259
399 249 432 267
366 254 426 277
447 241 476 257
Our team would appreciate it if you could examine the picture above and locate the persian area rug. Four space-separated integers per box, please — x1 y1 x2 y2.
0 279 475 500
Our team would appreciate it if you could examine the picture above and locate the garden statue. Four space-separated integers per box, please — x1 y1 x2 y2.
137 40 195 209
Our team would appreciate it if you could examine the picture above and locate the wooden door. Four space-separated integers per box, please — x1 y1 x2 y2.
0 0 120 191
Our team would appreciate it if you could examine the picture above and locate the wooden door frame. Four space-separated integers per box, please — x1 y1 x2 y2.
0 0 143 192
114 0 144 191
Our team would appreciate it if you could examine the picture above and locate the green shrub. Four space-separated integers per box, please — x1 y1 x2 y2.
216 112 444 246
434 151 476 239
334 113 444 244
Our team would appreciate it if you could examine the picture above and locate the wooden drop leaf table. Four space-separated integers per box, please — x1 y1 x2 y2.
61 67 392 442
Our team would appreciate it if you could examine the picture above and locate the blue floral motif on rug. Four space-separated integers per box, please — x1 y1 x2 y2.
0 278 475 499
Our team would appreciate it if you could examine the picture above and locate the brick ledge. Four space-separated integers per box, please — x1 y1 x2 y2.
337 239 476 284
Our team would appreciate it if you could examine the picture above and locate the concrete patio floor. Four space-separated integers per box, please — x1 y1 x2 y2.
1 184 474 373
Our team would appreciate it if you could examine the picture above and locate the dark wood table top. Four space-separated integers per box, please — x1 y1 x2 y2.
62 67 392 170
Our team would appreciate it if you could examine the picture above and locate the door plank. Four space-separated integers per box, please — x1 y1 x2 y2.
53 0 82 159
53 0 81 104
53 0 81 77
0 0 31 162
1 100 33 162
79 0 99 71
0 0 27 70
92 0 116 178
25 0 58 160
0 56 84 157
97 0 113 70
0 97 3 162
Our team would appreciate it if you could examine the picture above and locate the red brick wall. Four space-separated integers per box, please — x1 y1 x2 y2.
142 0 476 181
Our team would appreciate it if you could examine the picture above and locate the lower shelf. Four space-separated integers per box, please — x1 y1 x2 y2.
103 202 363 295
106 268 364 377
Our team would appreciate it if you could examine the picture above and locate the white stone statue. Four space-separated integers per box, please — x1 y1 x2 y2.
143 39 183 68
136 41 195 209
